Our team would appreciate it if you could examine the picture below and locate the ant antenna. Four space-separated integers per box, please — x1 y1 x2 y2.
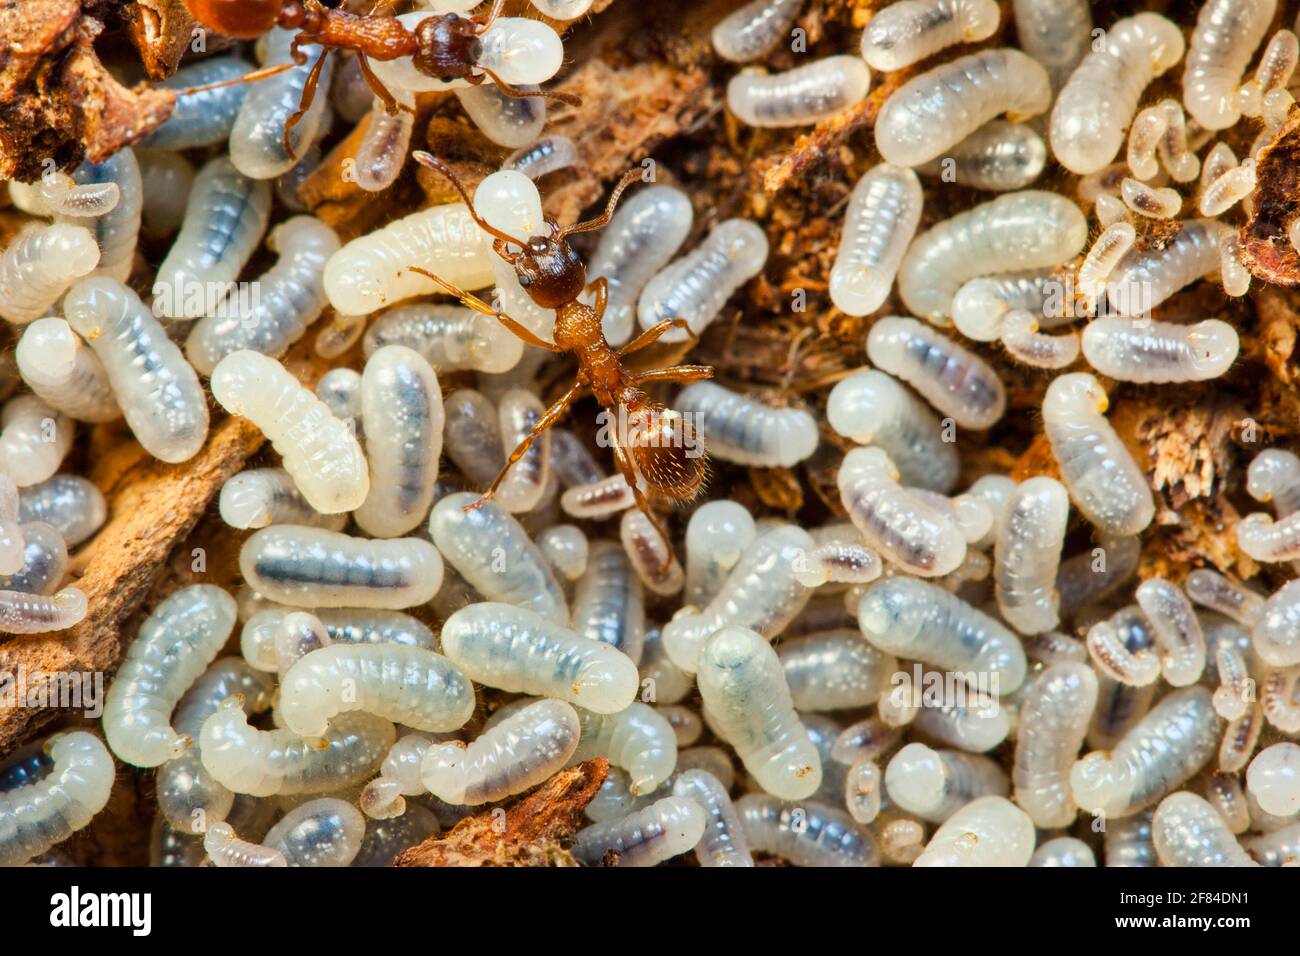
478 0 508 32
411 151 532 248
559 167 643 238
177 61 297 97
475 70 582 108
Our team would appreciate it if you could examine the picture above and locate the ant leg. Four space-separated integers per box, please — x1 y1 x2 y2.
281 49 332 160
631 364 714 386
617 318 694 357
586 277 608 317
356 54 407 116
407 266 563 353
607 437 675 569
465 380 585 511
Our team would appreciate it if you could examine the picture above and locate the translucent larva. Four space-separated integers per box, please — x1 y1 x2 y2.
454 83 544 150
59 148 142 284
1029 836 1096 867
735 795 877 867
323 202 493 316
204 821 287 867
1237 28 1298 124
503 135 580 182
0 732 114 866
861 0 999 72
896 191 1087 325
1182 0 1277 131
1199 160 1257 217
909 678 1009 752
0 478 28 577
16 475 105 547
229 30 334 179
1049 13 1186 174
275 642 473 741
792 542 883 589
1120 177 1182 219
1241 822 1300 867
359 732 436 819
672 769 753 867
219 468 346 532
1077 223 1136 311
152 157 272 320
1126 106 1167 181
711 0 804 62
1217 227 1251 298
362 303 522 374
440 602 639 714
867 318 1007 431
1253 580 1300 666
828 164 923 317
15 318 121 423
346 90 416 193
858 576 1028 693
662 523 815 673
727 55 870 128
915 120 1048 193
571 795 706 867
696 626 822 800
1102 809 1156 866
1042 372 1154 536
776 629 895 712
673 382 816 469
684 500 757 607
1104 219 1221 318
444 389 506 488
636 219 768 343
0 223 99 324
994 477 1069 635
913 796 1035 867
156 658 275 830
657 705 702 747
495 388 552 513
1070 686 1220 818
538 525 588 583
639 628 693 707
135 151 195 240
429 493 568 623
1013 662 1098 828
875 50 1051 168
1151 792 1258 868
0 396 72 490
1247 447 1300 517
12 170 118 219
184 216 339 375
140 56 253 150
1010 0 1091 90
1134 577 1208 687
264 798 366 867
367 14 563 92
570 702 678 795
585 185 693 346
211 351 368 513
998 311 1080 370
884 742 1008 823
837 447 967 578
239 526 443 609
571 540 645 663
420 699 580 805
1245 743 1300 818
1085 616 1160 687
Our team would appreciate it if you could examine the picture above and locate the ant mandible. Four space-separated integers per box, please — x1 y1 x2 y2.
183 0 574 156
410 150 714 547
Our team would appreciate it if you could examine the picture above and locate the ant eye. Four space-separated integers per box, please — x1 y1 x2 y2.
518 274 532 286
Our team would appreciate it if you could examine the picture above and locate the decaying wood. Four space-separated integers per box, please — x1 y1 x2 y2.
1242 109 1300 286
394 759 608 867
122 0 202 80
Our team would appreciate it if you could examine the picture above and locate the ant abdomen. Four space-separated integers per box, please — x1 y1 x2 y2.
625 404 707 500
185 0 284 40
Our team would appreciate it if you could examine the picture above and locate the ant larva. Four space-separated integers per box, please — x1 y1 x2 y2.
181 0 575 155
409 151 714 547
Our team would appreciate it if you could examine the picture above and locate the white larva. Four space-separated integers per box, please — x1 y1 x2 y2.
444 389 506 488
1076 223 1136 311
0 476 23 576
323 202 494 316
203 821 287 867
843 760 882 825
1010 0 1092 90
1186 569 1265 630
265 798 366 867
674 381 817 468
914 120 1048 193
1049 13 1186 174
857 576 1028 692
239 526 443 610
662 523 814 673
826 369 959 493
1013 662 1098 828
837 446 966 578
1104 219 1223 318
619 509 685 597
12 170 118 219
913 796 1036 867
572 540 645 662
1198 159 1257 217
569 702 678 795
504 135 579 181
909 676 1009 752
429 492 568 623
896 190 1087 325
875 49 1051 168
1237 28 1298 124
0 223 99 324
352 91 416 192
1182 0 1277 131
185 216 340 375
152 157 272 320
1152 792 1259 867
15 476 105 548
210 351 369 513
1246 743 1300 817
367 15 562 93
1217 226 1251 298
777 629 896 711
672 769 754 867
1125 104 1166 181
102 585 238 768
1030 837 1096 867
571 796 706 867
862 0 999 71
140 56 253 150
696 626 822 800
711 0 805 63
440 602 639 714
454 83 544 150
0 732 114 866
494 388 552 513
59 148 143 283
1085 614 1161 687
728 55 870 128
829 163 923 317
0 396 73 488
585 184 693 346
472 171 556 341
15 318 121 423
537 524 588 583
735 794 877 867
136 152 196 239
636 218 768 343
998 311 1080 370
1134 577 1208 687
1042 372 1154 536
1070 686 1220 818
1239 511 1300 565
218 468 346 532
1252 580 1300 666
684 499 757 607
0 586 87 634
359 733 435 820
884 742 1008 823
1120 177 1182 219
1082 317 1238 384
1155 99 1201 183
791 540 882 589
362 303 523 374
995 476 1069 635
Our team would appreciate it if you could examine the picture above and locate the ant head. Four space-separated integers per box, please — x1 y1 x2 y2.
502 231 587 309
414 14 483 82
624 401 708 502
184 0 282 38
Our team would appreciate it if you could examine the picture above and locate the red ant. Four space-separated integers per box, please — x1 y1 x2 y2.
182 0 576 155
409 151 714 546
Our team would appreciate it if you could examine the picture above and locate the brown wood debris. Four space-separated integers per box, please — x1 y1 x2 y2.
394 759 609 867
1242 109 1300 286
122 0 202 80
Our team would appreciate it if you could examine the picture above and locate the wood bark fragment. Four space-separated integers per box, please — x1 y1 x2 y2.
122 0 202 80
394 759 609 867
1241 109 1300 285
